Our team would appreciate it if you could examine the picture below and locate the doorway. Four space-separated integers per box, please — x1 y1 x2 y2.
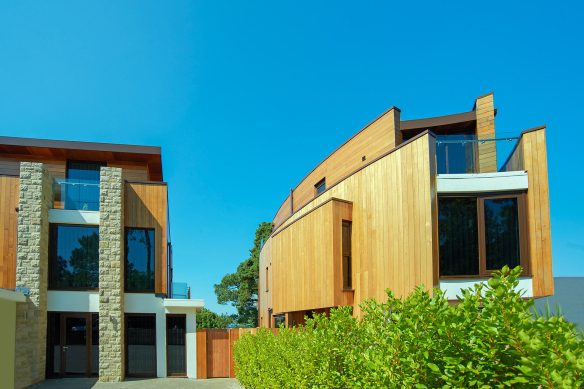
166 314 186 377
46 312 98 378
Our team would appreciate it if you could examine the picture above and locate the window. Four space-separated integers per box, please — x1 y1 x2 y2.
65 161 104 211
274 314 285 328
49 224 99 289
315 178 326 195
125 314 156 377
438 194 526 277
342 220 352 289
125 228 155 292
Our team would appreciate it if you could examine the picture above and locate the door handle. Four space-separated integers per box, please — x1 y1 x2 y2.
63 346 68 351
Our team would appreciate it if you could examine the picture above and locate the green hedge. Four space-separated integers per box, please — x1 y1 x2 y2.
234 267 583 388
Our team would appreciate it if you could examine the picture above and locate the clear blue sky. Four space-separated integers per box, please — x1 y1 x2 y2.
0 1 582 314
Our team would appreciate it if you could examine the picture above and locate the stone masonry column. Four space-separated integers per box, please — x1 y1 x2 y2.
15 162 52 388
99 167 125 382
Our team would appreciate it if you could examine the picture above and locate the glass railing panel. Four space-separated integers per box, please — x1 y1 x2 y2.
53 178 100 211
436 135 478 174
171 282 189 299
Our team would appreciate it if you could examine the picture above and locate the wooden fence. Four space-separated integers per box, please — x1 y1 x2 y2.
196 328 278 379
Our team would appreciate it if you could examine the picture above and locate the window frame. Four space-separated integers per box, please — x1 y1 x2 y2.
48 223 100 291
124 227 156 293
439 192 529 279
314 178 326 196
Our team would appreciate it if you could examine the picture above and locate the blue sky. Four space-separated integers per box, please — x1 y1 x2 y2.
0 1 582 314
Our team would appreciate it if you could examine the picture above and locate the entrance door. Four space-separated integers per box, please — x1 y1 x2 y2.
62 314 90 375
46 312 96 378
166 315 186 376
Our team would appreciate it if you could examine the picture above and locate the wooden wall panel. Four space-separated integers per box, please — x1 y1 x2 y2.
124 182 168 295
258 238 272 327
196 330 207 379
272 108 401 229
262 134 436 321
0 157 65 178
206 330 230 378
476 93 497 172
0 176 19 289
109 162 149 181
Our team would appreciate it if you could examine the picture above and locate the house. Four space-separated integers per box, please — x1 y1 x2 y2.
0 136 203 388
258 92 553 328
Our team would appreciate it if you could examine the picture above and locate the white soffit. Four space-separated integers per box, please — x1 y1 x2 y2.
49 209 100 225
437 171 528 193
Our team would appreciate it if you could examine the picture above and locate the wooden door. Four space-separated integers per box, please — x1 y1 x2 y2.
206 329 230 378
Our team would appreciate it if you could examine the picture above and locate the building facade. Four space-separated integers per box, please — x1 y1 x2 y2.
258 93 553 327
0 137 203 388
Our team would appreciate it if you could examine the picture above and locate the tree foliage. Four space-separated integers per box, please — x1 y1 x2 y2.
196 308 235 329
234 266 584 388
215 222 272 327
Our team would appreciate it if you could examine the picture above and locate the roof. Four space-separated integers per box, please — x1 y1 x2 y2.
0 135 163 180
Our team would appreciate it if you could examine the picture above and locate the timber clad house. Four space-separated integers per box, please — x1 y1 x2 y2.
258 93 553 328
0 138 203 388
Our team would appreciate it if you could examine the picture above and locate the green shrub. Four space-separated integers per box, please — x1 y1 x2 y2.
234 266 584 388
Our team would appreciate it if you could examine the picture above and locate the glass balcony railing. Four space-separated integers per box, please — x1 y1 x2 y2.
53 178 100 211
171 282 190 299
435 135 519 174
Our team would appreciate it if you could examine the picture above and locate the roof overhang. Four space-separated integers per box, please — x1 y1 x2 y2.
163 298 205 313
401 110 477 135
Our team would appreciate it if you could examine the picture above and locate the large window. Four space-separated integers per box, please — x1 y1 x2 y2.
125 228 155 292
439 194 526 277
49 224 99 289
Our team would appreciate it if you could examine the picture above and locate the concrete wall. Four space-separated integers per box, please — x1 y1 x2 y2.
534 277 584 330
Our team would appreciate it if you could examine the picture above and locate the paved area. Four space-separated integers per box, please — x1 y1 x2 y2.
30 378 243 389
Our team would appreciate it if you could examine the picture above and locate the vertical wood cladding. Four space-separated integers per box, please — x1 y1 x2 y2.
263 134 437 318
509 128 553 296
475 93 497 172
124 182 168 295
272 107 401 229
0 176 19 289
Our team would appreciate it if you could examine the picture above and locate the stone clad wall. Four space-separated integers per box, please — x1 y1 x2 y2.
14 162 52 388
99 167 125 381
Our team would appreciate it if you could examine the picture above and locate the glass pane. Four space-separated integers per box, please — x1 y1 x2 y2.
49 225 99 289
167 316 186 375
485 198 520 270
436 135 477 174
439 197 479 276
47 312 61 376
65 317 87 375
65 161 103 211
91 314 99 374
126 315 157 377
125 228 156 292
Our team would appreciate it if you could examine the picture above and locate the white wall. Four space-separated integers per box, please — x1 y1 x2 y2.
48 209 99 225
440 277 533 300
437 171 528 193
47 291 99 312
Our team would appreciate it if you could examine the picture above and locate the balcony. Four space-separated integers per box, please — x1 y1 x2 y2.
53 178 100 211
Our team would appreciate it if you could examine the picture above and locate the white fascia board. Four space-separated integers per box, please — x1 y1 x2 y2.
49 209 100 225
437 171 528 193
440 277 533 300
163 298 205 313
0 288 26 303
47 291 99 312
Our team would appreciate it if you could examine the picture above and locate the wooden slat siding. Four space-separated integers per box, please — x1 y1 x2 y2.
475 93 497 172
0 176 19 289
0 157 66 177
260 134 435 322
109 162 149 181
206 330 230 378
258 238 272 328
501 127 553 297
196 330 207 379
271 107 401 230
124 182 168 295
332 201 353 307
228 329 240 378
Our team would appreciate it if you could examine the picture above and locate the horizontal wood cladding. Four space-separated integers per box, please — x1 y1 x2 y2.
270 198 353 314
0 176 19 289
261 134 437 320
272 108 401 229
109 162 149 181
124 182 168 295
503 127 552 297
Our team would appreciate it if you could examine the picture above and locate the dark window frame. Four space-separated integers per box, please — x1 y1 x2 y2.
49 223 100 291
341 220 353 290
439 192 529 279
314 178 326 196
125 227 156 293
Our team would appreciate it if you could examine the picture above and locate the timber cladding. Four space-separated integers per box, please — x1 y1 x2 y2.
263 134 438 317
502 127 553 296
272 107 401 229
124 181 168 295
0 176 19 289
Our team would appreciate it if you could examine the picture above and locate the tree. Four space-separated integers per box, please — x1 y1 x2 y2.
196 308 235 329
214 222 272 327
